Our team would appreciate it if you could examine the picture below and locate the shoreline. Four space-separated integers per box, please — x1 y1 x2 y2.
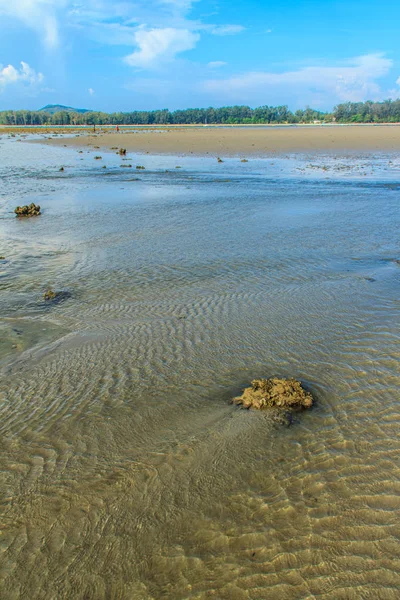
4 124 400 156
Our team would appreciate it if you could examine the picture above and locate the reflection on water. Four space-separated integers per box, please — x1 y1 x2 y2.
0 136 399 599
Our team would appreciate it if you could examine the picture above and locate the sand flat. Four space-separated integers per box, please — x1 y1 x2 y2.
36 124 400 155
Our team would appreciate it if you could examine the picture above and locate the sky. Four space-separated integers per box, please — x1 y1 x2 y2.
0 0 399 112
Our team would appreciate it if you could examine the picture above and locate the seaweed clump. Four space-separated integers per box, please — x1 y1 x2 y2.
15 203 41 217
233 378 313 411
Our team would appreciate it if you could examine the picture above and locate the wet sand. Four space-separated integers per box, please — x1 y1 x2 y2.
36 125 400 156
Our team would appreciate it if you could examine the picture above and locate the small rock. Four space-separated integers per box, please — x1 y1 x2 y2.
44 289 57 301
43 289 70 303
15 203 41 217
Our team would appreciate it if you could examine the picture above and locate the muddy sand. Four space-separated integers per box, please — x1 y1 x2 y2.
34 125 400 156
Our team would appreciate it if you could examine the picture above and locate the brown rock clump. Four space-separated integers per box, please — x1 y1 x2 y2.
14 203 41 217
233 378 313 411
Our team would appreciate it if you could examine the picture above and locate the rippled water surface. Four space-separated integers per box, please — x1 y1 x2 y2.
0 135 399 599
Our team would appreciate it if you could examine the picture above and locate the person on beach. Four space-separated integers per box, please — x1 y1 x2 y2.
116 125 119 133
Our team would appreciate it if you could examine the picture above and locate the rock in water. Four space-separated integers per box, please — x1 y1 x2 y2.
14 203 41 217
233 378 313 411
43 289 71 303
44 289 57 301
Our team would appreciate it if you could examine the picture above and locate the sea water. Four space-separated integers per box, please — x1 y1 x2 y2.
0 135 399 599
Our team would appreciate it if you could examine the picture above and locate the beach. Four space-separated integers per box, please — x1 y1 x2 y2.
0 134 400 599
34 124 400 155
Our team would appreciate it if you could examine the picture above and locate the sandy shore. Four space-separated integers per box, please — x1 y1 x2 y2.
12 124 400 155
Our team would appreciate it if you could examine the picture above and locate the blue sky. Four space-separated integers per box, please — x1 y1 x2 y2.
0 0 399 112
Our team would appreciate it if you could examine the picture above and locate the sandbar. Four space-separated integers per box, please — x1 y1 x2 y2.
6 124 400 156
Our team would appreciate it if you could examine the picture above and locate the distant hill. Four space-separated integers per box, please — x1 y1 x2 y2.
38 104 91 115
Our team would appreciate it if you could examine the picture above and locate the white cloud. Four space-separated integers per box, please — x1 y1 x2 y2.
396 76 400 86
124 27 200 68
211 24 245 36
159 0 198 9
208 61 227 69
204 54 394 106
0 61 44 92
88 87 95 95
0 0 64 48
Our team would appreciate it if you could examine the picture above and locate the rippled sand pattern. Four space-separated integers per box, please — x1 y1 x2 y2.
0 138 399 599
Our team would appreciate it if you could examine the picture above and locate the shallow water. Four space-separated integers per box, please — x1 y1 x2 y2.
0 136 399 599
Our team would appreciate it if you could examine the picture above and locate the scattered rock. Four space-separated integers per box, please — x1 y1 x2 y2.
59 166 64 172
102 165 107 169
15 203 41 217
43 289 71 303
44 289 57 301
94 156 102 160
0 256 5 260
136 165 145 170
241 159 248 162
217 157 224 163
120 164 132 168
118 148 127 155
233 378 313 411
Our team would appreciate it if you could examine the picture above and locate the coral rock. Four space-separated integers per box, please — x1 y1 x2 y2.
15 203 41 217
233 378 313 411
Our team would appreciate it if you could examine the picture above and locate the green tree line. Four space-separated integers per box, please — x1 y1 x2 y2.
1 100 400 126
